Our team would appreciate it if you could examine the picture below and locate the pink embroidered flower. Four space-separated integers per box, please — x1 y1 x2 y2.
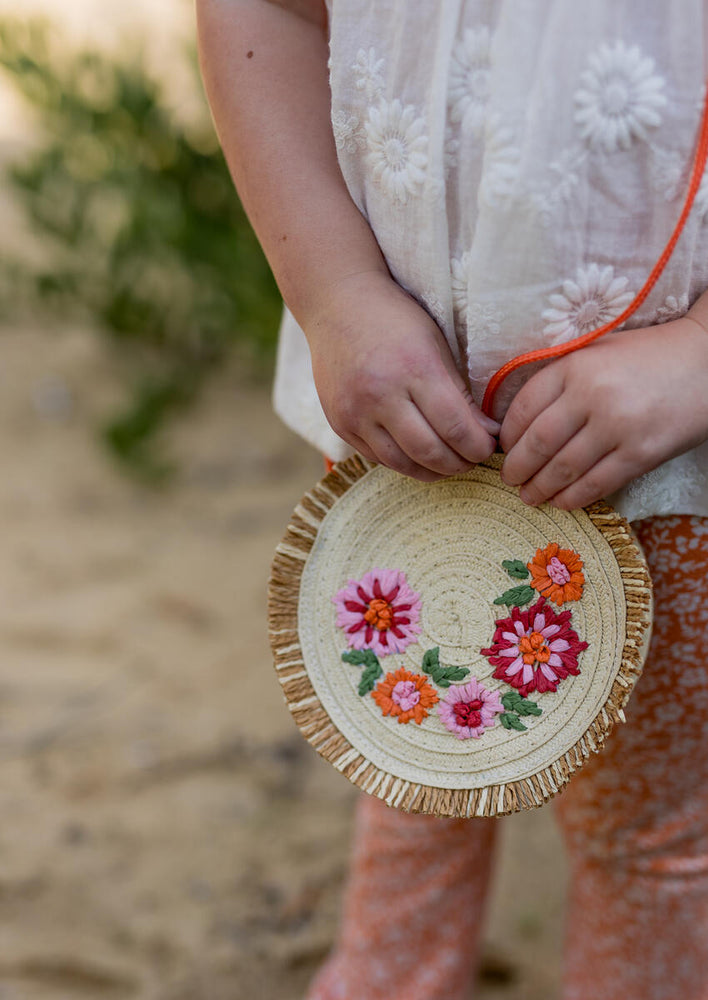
333 568 422 656
437 678 504 740
480 597 588 698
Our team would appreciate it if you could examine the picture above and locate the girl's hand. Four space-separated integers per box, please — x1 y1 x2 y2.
307 271 500 481
499 317 708 508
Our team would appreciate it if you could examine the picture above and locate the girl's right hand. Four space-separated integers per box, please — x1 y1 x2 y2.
306 271 500 481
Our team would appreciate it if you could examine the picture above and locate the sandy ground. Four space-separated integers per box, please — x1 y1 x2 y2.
0 3 568 996
0 321 568 1000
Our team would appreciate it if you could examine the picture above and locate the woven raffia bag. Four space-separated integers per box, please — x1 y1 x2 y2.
268 90 708 819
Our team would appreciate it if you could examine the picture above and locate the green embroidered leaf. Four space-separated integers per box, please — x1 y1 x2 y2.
493 584 535 608
358 660 383 696
432 665 470 688
342 649 382 696
516 698 542 717
421 647 441 673
342 649 380 669
421 648 469 688
502 559 530 580
502 690 542 717
500 712 528 732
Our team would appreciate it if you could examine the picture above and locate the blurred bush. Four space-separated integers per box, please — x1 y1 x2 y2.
0 18 282 480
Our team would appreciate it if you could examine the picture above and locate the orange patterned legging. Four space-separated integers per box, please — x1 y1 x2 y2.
306 515 708 1000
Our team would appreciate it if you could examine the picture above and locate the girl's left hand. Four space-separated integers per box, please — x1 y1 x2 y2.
499 316 708 509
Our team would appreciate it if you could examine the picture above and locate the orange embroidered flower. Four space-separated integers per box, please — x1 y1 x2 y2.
371 667 439 725
527 542 584 605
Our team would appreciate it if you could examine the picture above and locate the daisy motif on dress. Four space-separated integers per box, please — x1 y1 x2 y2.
542 263 634 344
650 145 684 202
653 293 689 325
352 47 385 102
574 41 666 153
532 146 586 227
331 110 365 154
478 115 520 209
448 27 492 134
365 99 429 204
467 301 503 347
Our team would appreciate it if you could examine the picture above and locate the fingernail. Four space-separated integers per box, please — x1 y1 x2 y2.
519 488 535 506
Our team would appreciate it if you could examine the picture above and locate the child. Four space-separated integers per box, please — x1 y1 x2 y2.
197 2 708 996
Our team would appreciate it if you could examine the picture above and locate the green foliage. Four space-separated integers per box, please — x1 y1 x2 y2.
0 18 282 479
420 647 469 688
341 649 383 695
493 584 536 608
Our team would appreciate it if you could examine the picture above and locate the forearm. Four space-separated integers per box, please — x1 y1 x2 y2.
196 0 387 326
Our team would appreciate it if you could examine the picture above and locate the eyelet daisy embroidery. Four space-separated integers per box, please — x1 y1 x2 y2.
371 668 439 725
364 98 429 205
481 597 588 698
447 27 492 134
542 263 634 344
653 293 689 325
333 568 422 656
352 47 385 102
478 115 520 210
574 41 666 153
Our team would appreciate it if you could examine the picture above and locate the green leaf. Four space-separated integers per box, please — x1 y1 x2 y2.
431 665 470 688
421 647 441 673
500 712 528 732
493 584 535 608
502 689 542 717
421 648 469 688
342 649 380 669
358 660 383 696
516 698 542 717
502 559 530 580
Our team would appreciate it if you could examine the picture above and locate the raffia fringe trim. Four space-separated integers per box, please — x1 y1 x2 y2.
268 456 653 818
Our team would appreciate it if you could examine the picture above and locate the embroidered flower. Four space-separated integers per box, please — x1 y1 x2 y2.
372 667 439 725
650 145 684 202
654 293 689 325
467 301 503 346
532 147 586 226
365 99 428 204
527 543 584 605
478 115 520 209
542 263 634 344
448 27 491 133
331 110 365 154
353 47 385 102
481 597 588 698
574 41 666 153
437 677 503 739
333 568 422 656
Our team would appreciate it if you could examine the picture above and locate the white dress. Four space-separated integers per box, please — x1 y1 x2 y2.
273 0 708 521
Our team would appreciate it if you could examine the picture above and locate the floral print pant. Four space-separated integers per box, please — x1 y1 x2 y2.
306 515 708 1000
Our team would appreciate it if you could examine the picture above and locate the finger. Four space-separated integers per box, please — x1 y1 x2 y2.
412 373 499 464
347 434 379 465
366 424 448 482
516 426 611 506
384 399 480 477
501 399 587 488
499 363 567 454
546 449 632 510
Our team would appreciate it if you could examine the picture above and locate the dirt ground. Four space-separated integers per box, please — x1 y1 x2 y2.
0 321 568 1000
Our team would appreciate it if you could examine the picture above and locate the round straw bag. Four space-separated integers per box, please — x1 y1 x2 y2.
268 87 708 818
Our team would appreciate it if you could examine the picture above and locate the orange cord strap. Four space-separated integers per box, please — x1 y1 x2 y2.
481 82 708 419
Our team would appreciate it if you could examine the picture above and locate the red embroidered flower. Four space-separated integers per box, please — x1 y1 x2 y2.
527 542 584 605
371 667 439 725
333 568 422 656
480 597 588 697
